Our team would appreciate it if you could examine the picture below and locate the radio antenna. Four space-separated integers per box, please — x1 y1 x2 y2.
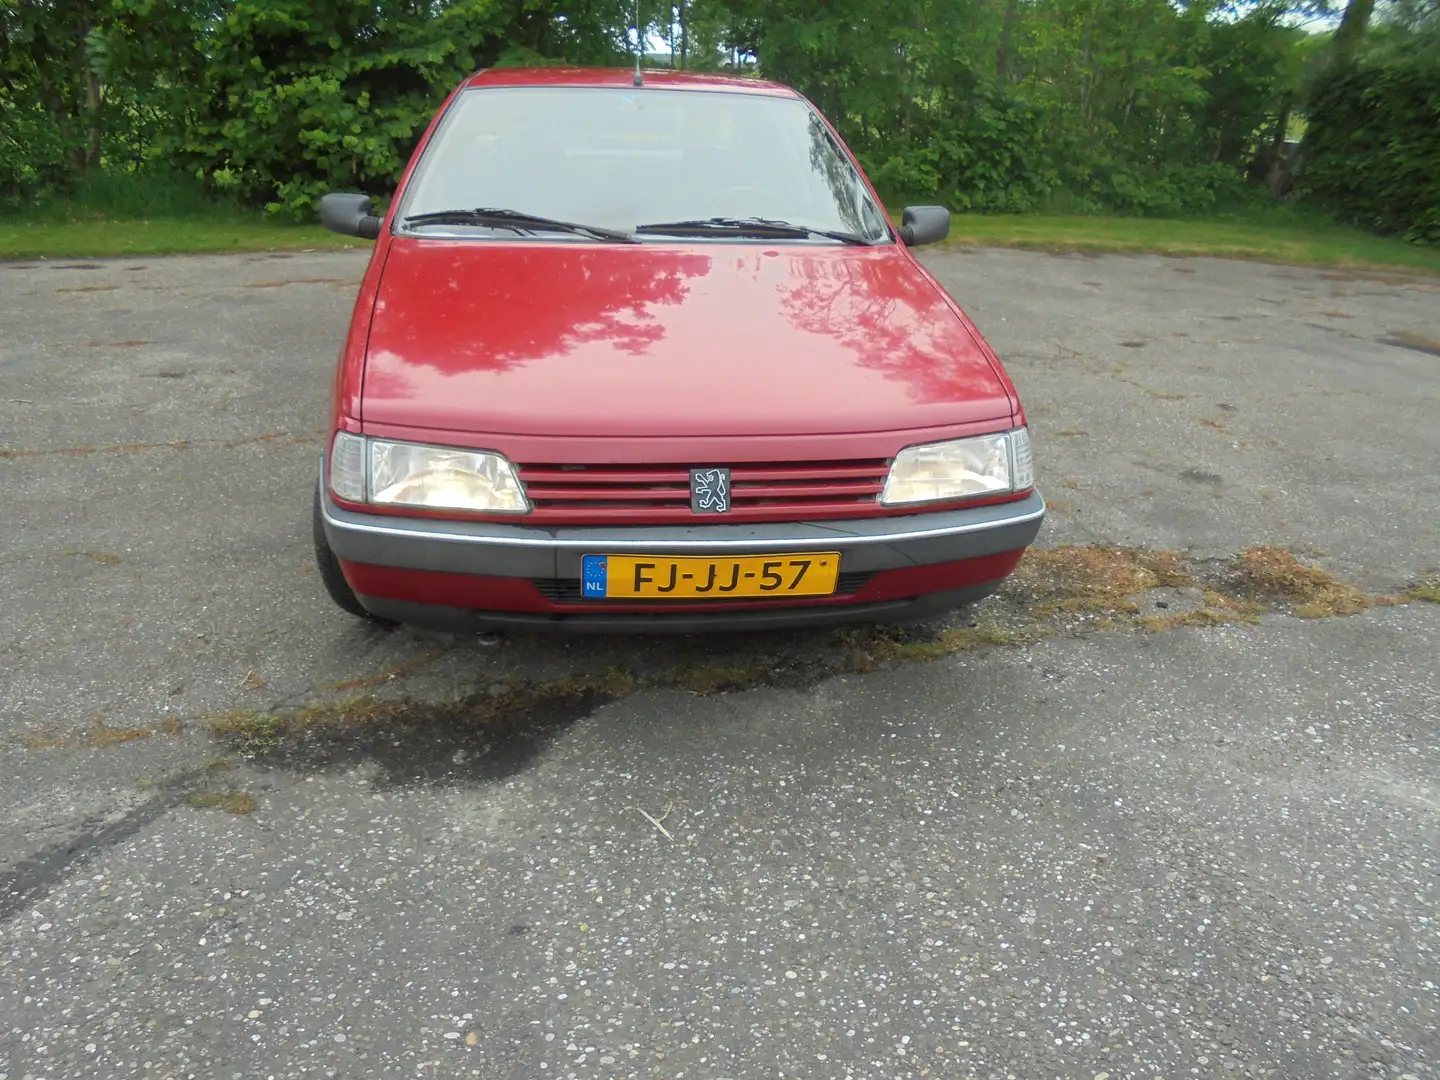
633 0 644 85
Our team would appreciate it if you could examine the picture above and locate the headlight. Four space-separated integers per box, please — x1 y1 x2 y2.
329 431 366 502
880 428 1033 506
327 433 528 514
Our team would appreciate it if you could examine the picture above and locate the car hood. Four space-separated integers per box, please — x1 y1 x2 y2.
360 238 1014 437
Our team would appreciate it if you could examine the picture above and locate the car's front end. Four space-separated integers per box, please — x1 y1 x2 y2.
313 67 1044 632
318 426 1043 632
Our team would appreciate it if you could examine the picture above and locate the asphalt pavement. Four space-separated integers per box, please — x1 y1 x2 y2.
1 246 1436 1080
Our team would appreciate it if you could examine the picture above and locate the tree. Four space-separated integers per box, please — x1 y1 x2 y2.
1330 0 1375 61
6 0 1427 242
163 0 635 215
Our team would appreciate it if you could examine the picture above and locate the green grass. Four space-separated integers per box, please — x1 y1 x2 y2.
10 211 1436 270
0 169 368 259
941 211 1440 274
0 219 366 260
5 169 1439 271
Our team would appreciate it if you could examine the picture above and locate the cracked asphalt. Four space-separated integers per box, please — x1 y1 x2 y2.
1 247 1437 1080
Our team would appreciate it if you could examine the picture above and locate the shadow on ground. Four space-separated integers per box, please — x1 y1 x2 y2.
199 544 1440 793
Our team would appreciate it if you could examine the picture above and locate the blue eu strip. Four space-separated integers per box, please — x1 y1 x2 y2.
581 555 608 599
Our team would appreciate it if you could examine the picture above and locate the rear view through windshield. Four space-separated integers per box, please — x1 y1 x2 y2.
396 86 892 242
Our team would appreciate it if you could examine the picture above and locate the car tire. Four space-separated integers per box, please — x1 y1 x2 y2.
312 488 382 621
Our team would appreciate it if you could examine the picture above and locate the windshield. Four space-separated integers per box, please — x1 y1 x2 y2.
395 86 892 243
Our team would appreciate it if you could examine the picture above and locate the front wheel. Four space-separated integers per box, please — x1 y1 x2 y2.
312 488 379 620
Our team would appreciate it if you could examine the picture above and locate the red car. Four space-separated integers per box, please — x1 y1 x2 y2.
314 67 1043 632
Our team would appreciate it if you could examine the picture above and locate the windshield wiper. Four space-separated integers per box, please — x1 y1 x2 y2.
634 217 874 246
401 208 637 243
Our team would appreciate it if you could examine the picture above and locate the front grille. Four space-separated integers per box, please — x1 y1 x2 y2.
532 570 877 604
516 460 891 524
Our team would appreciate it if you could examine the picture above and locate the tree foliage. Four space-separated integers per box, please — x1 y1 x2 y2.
1 0 1435 242
699 0 1311 216
1298 53 1440 243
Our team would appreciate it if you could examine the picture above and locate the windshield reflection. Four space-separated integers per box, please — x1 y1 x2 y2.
396 87 890 243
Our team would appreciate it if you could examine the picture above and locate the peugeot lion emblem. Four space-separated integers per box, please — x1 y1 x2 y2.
690 468 731 514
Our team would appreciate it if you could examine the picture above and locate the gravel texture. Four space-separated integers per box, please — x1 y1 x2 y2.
1 247 1436 1080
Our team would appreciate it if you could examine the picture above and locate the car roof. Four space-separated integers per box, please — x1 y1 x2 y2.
462 66 799 97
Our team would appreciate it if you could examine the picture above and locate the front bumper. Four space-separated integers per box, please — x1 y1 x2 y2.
320 487 1045 631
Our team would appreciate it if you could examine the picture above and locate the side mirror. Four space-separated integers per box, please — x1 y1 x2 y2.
320 193 383 239
897 205 950 247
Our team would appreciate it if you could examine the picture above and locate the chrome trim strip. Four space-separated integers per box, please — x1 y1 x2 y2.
322 494 1045 552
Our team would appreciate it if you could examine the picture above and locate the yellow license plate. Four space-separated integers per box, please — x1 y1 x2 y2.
582 553 841 600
